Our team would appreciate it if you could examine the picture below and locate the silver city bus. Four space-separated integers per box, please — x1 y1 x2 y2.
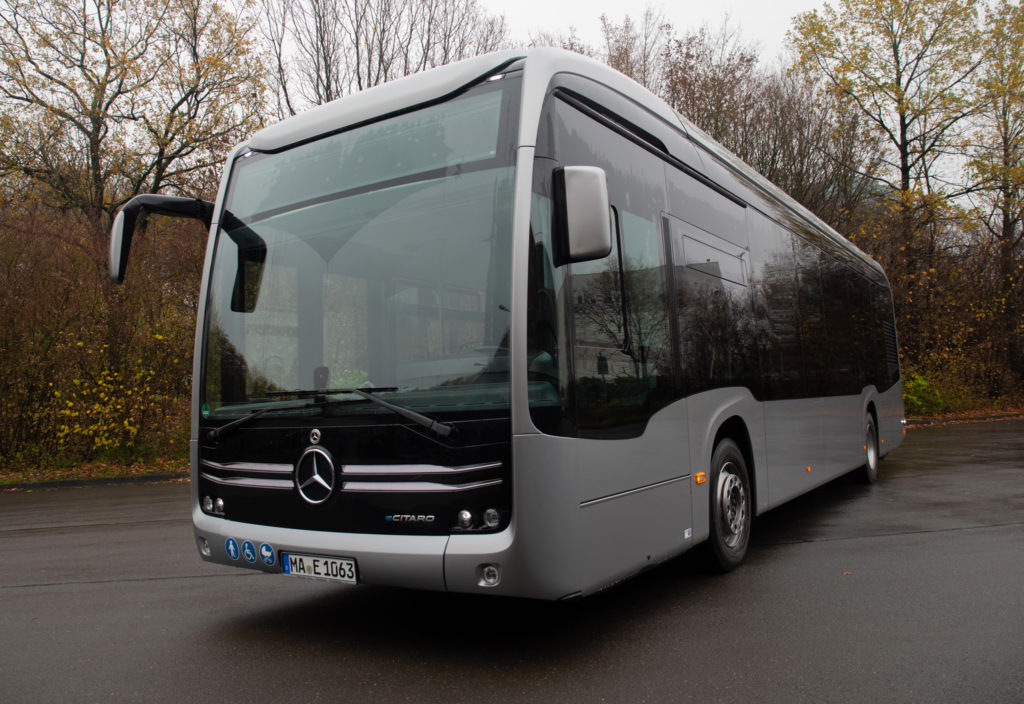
110 48 904 599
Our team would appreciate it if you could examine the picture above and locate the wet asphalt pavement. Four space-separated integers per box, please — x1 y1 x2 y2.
1 420 1022 703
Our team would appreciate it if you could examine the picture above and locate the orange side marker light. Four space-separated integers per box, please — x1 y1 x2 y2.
695 472 707 484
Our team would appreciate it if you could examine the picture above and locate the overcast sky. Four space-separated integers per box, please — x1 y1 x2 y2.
478 0 827 62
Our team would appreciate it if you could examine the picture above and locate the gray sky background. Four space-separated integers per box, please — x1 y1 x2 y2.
478 1 827 61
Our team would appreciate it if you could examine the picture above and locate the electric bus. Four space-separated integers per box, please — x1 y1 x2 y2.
109 48 904 599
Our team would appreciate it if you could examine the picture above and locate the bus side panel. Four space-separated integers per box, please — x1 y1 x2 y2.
821 393 870 478
686 388 766 541
762 397 824 510
446 433 581 599
577 473 691 592
765 391 889 511
573 400 690 504
448 404 698 599
574 401 693 593
877 380 905 456
763 393 871 508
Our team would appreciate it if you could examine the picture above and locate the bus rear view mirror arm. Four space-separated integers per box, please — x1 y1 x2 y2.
109 194 215 283
555 165 612 265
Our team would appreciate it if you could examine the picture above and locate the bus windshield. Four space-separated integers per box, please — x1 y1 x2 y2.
201 79 518 419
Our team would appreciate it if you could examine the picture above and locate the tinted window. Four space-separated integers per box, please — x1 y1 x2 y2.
554 98 675 436
526 157 571 434
795 237 826 396
667 214 756 394
746 214 802 400
820 254 858 394
228 89 509 220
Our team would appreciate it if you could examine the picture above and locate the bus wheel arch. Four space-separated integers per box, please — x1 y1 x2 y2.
708 417 754 572
713 416 757 512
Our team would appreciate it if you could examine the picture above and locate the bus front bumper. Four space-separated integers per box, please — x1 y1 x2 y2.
193 509 520 595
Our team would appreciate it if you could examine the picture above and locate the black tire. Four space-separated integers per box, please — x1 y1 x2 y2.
859 413 880 484
708 439 752 572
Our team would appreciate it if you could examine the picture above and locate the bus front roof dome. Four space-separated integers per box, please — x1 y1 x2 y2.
247 50 525 154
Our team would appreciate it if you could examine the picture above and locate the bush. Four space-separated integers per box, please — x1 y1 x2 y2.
903 372 944 416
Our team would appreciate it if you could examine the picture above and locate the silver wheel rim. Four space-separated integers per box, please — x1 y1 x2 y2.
866 420 879 475
717 461 748 548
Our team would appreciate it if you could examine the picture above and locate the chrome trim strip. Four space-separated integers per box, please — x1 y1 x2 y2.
342 478 503 493
200 472 293 490
580 475 691 508
200 460 293 475
341 461 502 476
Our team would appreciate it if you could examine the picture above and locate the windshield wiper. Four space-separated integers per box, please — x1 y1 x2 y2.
265 387 456 438
206 400 316 442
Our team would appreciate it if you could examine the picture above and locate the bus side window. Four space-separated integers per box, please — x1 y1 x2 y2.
526 159 572 435
666 214 756 394
553 97 675 436
795 237 826 397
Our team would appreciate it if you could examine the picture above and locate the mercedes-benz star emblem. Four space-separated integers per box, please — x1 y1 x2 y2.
294 446 335 505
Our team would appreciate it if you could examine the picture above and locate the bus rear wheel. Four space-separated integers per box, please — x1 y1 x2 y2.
859 414 880 484
708 439 751 572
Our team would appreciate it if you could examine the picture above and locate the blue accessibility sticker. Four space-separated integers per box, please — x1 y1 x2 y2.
225 537 239 560
241 540 257 563
259 543 275 567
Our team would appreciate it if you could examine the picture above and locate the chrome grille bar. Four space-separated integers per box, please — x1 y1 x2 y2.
200 460 292 476
342 478 503 493
341 461 502 476
200 472 293 490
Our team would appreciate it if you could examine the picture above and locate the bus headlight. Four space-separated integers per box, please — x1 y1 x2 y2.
483 508 500 528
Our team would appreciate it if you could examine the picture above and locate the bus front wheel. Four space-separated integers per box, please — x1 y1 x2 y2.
708 439 751 572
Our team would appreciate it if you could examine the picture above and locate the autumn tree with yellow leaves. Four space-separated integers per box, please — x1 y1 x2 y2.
0 0 264 467
788 0 1024 410
968 0 1024 372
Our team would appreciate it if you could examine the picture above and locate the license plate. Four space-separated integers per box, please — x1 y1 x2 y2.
281 552 357 584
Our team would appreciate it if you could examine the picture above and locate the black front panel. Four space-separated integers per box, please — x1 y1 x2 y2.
197 414 511 536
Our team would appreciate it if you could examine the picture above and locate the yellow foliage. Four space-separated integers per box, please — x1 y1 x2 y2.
46 331 189 458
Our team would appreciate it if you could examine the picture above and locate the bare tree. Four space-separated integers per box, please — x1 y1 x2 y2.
0 0 170 220
0 0 265 219
260 0 298 117
661 21 759 147
261 0 510 114
293 0 347 105
656 19 882 230
528 27 597 57
600 7 672 94
130 0 267 203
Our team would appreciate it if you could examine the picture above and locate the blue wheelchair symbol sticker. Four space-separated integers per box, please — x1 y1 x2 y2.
225 538 239 560
259 543 275 567
241 540 257 563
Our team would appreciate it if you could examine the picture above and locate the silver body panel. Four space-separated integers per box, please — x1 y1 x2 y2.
191 48 905 599
247 51 524 152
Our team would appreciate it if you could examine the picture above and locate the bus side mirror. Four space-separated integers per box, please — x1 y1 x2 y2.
109 194 215 282
109 208 134 283
554 166 613 265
